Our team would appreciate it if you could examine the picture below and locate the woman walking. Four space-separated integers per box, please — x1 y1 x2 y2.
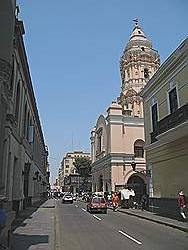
112 192 119 212
178 191 187 221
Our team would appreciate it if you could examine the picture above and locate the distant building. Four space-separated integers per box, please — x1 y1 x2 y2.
59 151 91 193
141 38 188 216
90 21 160 202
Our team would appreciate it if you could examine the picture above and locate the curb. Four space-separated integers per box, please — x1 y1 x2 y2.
115 208 188 233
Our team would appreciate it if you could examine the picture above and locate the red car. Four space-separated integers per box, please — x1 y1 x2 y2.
86 197 107 214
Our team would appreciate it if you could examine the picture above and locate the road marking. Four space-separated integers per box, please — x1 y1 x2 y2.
82 208 87 212
93 215 102 221
118 230 142 245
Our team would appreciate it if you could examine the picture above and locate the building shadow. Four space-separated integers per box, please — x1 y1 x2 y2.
11 234 49 250
12 200 46 231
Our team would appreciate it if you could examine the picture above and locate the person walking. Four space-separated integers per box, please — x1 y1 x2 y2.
141 194 147 211
178 191 187 221
112 192 119 212
107 193 112 207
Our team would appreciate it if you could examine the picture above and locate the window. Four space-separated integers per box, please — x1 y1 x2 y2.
134 146 144 158
26 112 30 140
134 139 144 158
144 68 149 78
96 128 102 154
28 125 34 143
124 104 128 109
151 103 158 131
169 87 178 113
15 82 20 122
23 103 27 137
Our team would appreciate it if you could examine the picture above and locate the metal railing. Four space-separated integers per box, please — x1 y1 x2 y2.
151 103 188 143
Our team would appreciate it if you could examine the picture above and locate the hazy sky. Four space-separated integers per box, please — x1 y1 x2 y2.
17 0 188 183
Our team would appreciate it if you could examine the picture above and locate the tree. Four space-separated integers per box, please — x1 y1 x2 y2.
73 157 92 191
73 157 91 178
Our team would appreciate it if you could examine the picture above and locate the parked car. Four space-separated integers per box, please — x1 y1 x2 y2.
86 197 107 214
62 194 73 204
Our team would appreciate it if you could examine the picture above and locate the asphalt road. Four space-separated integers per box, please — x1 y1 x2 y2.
55 200 188 250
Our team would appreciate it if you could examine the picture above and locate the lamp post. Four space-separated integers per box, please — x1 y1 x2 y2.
131 161 136 172
131 161 151 177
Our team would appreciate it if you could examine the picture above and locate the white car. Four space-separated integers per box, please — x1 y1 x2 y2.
62 194 73 204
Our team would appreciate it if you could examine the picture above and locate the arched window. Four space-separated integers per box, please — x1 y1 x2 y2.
96 127 103 154
134 139 144 158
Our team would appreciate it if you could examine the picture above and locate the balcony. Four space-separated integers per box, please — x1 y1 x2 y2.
151 103 188 143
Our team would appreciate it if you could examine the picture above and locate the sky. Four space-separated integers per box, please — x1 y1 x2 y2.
16 0 188 184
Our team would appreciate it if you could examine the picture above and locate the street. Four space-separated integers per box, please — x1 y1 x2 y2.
55 200 188 250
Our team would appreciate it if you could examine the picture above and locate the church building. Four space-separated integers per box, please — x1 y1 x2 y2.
90 20 160 202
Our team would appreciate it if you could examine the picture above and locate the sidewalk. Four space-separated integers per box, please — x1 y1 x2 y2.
11 199 55 250
111 206 188 233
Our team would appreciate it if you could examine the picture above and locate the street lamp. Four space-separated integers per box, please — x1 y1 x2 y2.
131 161 136 171
131 161 151 177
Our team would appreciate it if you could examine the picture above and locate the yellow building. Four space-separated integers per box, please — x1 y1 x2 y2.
60 151 90 193
141 38 188 216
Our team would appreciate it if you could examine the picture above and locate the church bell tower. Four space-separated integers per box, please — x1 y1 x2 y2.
118 20 160 118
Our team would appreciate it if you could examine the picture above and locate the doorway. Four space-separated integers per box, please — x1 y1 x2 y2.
127 175 146 202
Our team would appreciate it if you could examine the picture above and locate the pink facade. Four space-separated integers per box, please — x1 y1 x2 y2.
90 21 160 202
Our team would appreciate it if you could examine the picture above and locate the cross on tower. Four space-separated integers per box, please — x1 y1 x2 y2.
133 18 139 26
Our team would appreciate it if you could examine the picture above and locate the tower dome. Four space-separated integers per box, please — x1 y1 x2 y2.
126 23 152 50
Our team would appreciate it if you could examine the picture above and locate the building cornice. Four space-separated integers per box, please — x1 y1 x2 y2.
106 114 144 126
91 153 135 172
141 38 188 99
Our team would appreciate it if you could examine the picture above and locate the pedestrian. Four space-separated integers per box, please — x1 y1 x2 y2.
178 191 187 221
141 194 147 211
128 195 134 208
107 193 112 207
0 208 7 233
112 192 119 212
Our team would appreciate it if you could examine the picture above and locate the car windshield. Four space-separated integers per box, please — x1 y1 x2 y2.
92 197 106 203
